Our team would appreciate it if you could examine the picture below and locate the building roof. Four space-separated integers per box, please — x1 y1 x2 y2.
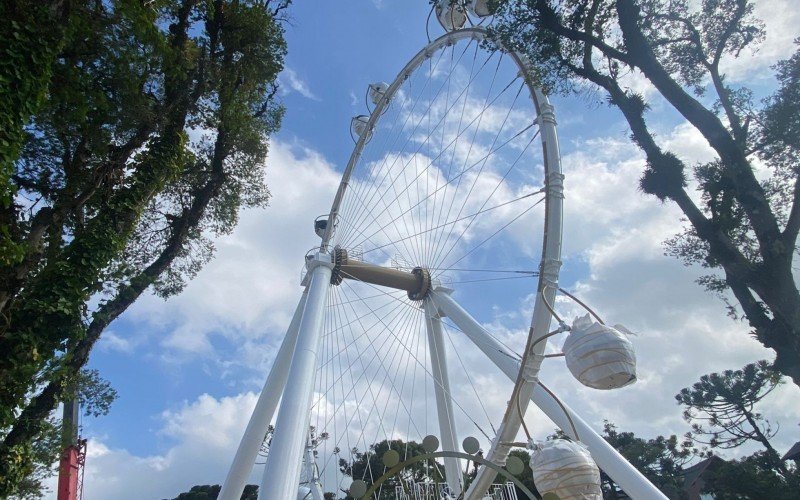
782 441 800 461
682 456 726 488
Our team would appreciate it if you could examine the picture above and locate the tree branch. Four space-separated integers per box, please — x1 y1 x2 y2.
535 0 633 65
0 135 227 453
614 0 781 255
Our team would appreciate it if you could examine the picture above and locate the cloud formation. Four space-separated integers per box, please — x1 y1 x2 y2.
280 67 321 101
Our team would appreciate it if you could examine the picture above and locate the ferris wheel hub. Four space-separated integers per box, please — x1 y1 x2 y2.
330 247 432 300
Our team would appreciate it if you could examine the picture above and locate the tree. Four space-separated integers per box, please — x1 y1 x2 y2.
169 484 258 500
491 0 800 385
1 1 72 253
0 0 288 493
599 422 696 499
676 360 788 474
505 449 540 499
339 439 442 499
10 369 117 499
700 451 800 499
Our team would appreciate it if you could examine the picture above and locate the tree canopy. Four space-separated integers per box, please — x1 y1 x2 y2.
339 439 442 498
0 0 288 494
598 422 696 498
676 360 787 473
491 0 800 386
169 484 258 500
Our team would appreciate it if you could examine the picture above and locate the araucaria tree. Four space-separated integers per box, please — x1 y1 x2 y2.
676 360 787 472
0 0 288 494
676 361 800 496
491 1 800 384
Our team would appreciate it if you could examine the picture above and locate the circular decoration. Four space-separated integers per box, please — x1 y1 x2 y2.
506 455 525 475
422 434 440 453
462 436 480 455
382 449 400 468
349 479 367 498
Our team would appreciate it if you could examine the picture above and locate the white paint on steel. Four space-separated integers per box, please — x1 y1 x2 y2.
429 289 669 500
219 292 309 500
423 297 463 496
464 83 565 500
320 27 565 499
259 254 333 500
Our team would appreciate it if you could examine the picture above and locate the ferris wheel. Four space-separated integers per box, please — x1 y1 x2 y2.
219 2 668 499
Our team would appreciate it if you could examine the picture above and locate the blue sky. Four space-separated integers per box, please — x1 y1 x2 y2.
55 2 800 499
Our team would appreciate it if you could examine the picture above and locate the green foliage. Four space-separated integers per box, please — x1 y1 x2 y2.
75 369 118 418
339 439 443 498
0 2 69 241
675 360 797 498
599 422 696 499
169 484 258 500
0 0 288 494
4 368 116 499
506 449 540 499
675 360 783 451
701 451 800 499
6 418 59 500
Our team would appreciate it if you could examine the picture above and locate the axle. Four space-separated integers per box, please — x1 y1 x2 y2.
331 248 431 300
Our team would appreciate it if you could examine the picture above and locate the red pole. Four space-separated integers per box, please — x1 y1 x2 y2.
57 399 81 500
57 445 81 500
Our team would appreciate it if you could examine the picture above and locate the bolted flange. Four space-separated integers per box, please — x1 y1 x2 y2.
408 267 431 301
331 247 348 285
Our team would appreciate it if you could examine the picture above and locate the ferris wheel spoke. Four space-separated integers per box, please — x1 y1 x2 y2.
338 41 480 248
314 296 415 483
425 65 479 269
337 279 492 442
431 127 541 273
346 117 538 256
361 188 543 257
427 82 529 270
321 287 423 486
441 321 495 434
338 55 514 253
338 284 426 464
341 180 421 266
336 41 455 239
351 70 522 254
441 195 545 273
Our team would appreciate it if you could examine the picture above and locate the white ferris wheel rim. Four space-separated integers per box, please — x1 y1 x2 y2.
318 25 565 497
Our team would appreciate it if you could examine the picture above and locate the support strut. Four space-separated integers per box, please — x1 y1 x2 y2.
423 297 463 495
428 288 668 500
219 292 309 500
259 253 333 500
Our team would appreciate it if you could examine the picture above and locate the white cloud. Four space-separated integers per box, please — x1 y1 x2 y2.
126 139 340 366
528 121 800 456
279 67 321 101
723 0 800 82
49 393 263 500
97 330 134 354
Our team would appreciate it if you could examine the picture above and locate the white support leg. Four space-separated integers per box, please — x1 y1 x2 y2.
429 289 668 500
423 298 463 497
219 292 309 500
259 254 333 500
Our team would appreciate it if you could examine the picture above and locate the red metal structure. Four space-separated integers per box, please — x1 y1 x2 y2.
57 399 86 500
